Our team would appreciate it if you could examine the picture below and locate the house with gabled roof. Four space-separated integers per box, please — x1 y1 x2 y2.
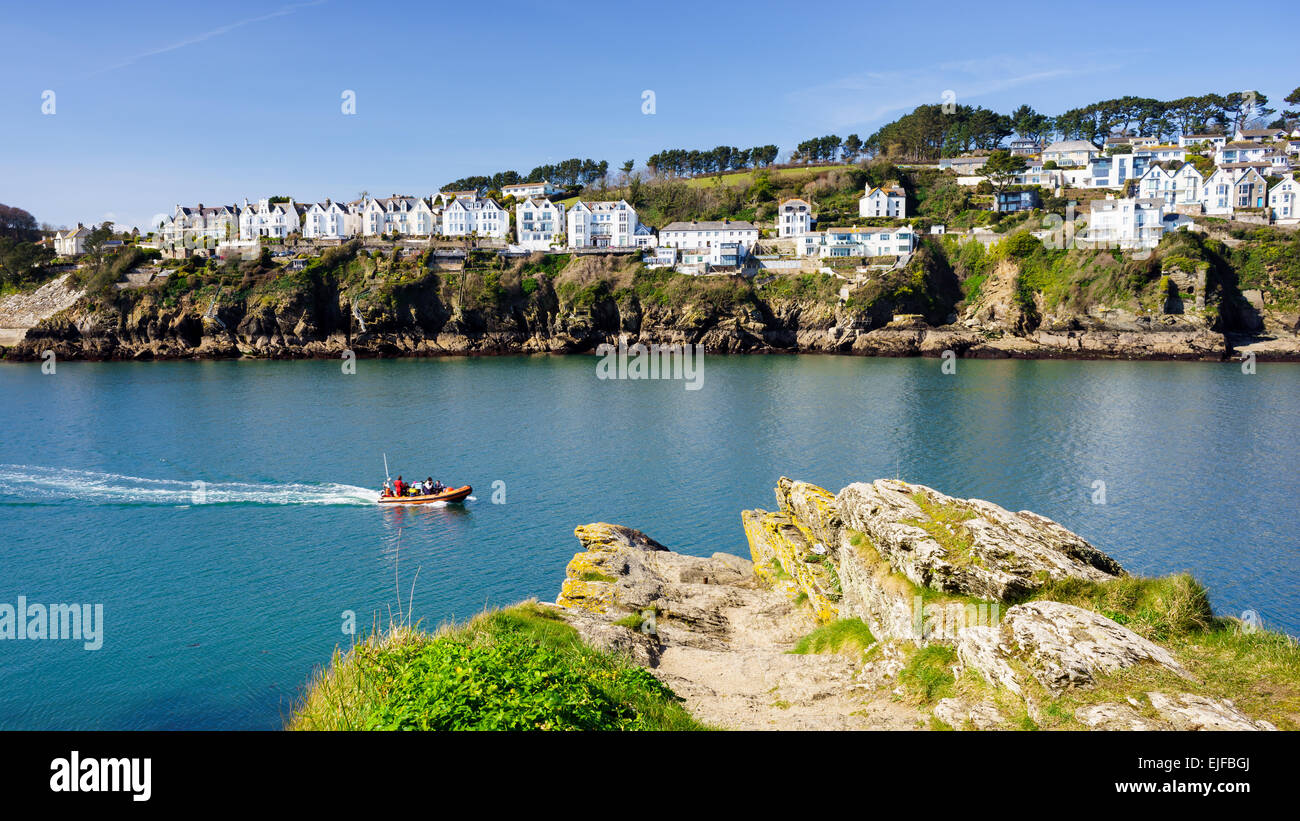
515 197 565 250
239 198 301 240
1042 139 1100 167
502 180 561 201
302 200 352 239
776 198 813 237
1269 176 1300 223
859 184 906 218
1234 127 1287 143
566 200 639 248
53 224 92 256
441 195 508 238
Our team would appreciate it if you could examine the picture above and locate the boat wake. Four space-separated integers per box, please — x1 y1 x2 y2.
0 465 377 507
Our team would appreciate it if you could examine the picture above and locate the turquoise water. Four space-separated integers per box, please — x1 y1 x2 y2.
0 355 1296 729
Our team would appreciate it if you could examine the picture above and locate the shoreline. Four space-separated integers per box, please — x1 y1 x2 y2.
3 338 1297 364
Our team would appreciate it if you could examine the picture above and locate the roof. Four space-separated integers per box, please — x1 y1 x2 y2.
661 220 759 232
1238 129 1286 137
1044 139 1100 153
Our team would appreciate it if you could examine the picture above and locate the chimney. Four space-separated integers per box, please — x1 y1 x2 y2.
198 203 203 210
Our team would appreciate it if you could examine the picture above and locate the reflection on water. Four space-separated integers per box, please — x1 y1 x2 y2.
0 356 1295 729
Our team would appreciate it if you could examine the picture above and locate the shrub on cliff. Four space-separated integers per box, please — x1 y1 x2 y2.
289 603 704 731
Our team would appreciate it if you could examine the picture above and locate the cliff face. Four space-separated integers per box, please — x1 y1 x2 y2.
3 242 1295 361
549 479 1292 731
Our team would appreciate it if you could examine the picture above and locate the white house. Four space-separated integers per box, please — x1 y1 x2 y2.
53 224 91 256
1269 176 1300 222
1205 166 1269 216
1179 134 1227 151
160 203 239 247
1041 139 1100 167
1234 128 1288 143
776 198 813 237
658 219 759 266
501 180 561 201
566 200 639 248
797 226 917 258
859 185 906 218
359 196 435 237
1136 162 1205 210
239 198 301 240
1216 141 1273 165
302 200 353 239
515 198 566 250
938 155 991 174
632 223 657 249
441 195 509 238
1085 196 1183 250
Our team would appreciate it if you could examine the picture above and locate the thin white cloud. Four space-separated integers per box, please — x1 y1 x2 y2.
786 53 1122 131
89 0 327 76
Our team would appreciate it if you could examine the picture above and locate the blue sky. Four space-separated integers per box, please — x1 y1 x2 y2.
2 0 1297 231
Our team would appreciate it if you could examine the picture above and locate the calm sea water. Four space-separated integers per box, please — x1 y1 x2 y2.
0 355 1296 729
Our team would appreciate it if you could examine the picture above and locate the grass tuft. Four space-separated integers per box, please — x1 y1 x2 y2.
788 618 876 656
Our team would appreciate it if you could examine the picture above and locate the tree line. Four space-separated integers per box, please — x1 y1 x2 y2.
645 145 779 177
441 158 609 194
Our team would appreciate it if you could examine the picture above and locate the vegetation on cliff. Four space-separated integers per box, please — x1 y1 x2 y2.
289 602 704 731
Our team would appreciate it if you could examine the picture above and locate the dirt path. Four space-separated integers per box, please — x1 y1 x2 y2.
651 584 925 731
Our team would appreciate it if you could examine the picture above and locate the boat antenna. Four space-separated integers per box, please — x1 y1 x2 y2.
383 453 391 483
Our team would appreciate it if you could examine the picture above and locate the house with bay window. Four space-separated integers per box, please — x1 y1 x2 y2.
515 198 566 250
566 200 638 248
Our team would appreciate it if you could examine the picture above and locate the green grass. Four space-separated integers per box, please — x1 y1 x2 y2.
898 644 958 704
788 618 876 656
1022 574 1212 642
288 602 705 731
578 571 616 583
613 612 645 630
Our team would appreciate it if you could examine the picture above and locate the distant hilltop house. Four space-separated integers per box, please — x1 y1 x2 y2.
53 224 92 255
566 200 638 248
1178 133 1227 152
515 197 566 250
501 180 562 200
938 155 991 174
1041 139 1100 167
1008 138 1043 157
797 226 916 258
776 198 812 237
1234 127 1288 143
658 219 759 269
441 194 508 238
859 184 906 219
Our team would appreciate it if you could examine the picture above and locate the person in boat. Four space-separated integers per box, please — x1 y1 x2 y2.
423 478 434 495
381 481 392 498
393 476 405 497
432 479 446 494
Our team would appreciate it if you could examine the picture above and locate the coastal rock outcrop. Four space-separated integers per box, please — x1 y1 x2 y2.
550 522 925 730
954 601 1194 695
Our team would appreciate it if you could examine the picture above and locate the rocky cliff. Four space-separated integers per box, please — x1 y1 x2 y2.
4 238 1296 361
547 479 1294 730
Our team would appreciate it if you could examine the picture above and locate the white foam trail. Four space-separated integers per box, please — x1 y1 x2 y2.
0 465 377 506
